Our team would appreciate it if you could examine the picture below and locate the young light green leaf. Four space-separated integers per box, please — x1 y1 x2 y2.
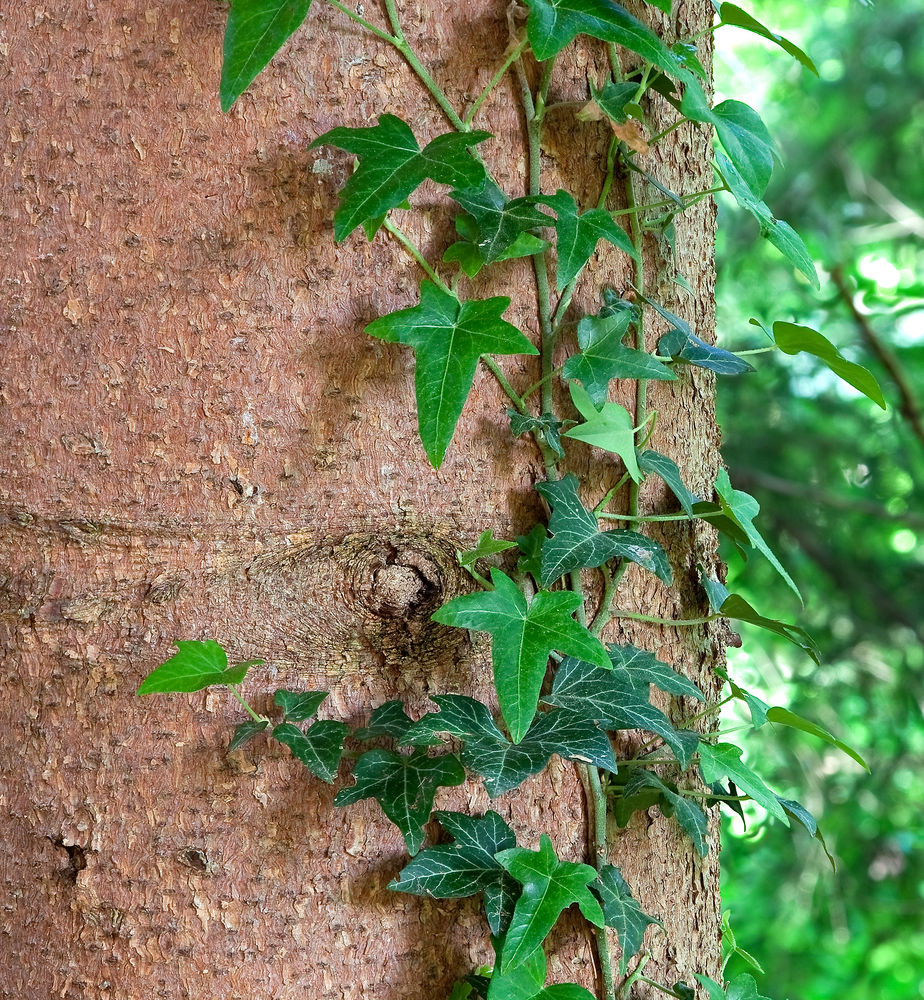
622 769 708 856
354 700 441 747
228 719 269 752
450 178 553 266
721 909 766 975
564 382 641 482
220 0 313 112
508 411 566 459
697 742 788 823
714 468 801 600
766 707 868 770
495 834 604 971
593 865 663 971
544 657 700 768
770 321 886 408
335 748 466 855
460 530 518 569
273 720 349 784
312 115 489 240
138 640 262 695
366 282 537 467
533 190 638 290
273 689 328 723
562 311 675 406
390 810 520 935
607 643 705 701
432 570 609 744
638 450 700 518
718 3 818 74
536 475 672 586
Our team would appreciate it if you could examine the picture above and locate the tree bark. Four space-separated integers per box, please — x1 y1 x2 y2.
0 1 723 997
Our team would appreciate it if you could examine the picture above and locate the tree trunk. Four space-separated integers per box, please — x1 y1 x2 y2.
0 1 723 997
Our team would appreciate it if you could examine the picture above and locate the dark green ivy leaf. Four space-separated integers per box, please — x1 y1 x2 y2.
650 295 754 375
516 524 548 582
312 115 489 240
335 748 466 855
273 689 327 723
607 643 705 701
717 4 817 74
765 707 868 770
544 657 699 767
433 570 609 744
485 948 547 1000
586 80 638 125
638 450 700 518
593 864 663 971
354 700 441 748
508 410 566 459
366 281 537 467
390 810 520 935
777 796 837 871
562 311 675 406
495 834 604 971
138 640 262 695
622 769 708 856
533 190 638 290
220 0 313 112
228 719 269 752
536 475 672 586
273 720 349 784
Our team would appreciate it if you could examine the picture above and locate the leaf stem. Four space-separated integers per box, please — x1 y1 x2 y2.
599 511 693 523
612 611 721 626
521 364 565 402
228 685 268 724
480 355 528 416
465 37 529 124
324 0 397 44
383 217 451 293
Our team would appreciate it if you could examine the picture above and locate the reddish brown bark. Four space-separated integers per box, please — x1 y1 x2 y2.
1 2 723 997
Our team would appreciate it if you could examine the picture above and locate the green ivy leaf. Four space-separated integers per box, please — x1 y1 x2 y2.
777 796 837 871
536 475 672 586
273 689 328 723
622 769 708 856
722 593 820 663
536 987 597 1000
586 80 638 125
593 864 663 971
649 298 754 375
366 281 537 467
697 742 788 823
220 0 313 112
508 411 566 459
607 643 705 702
516 524 548 582
335 748 466 855
354 700 441 747
460 530 518 569
768 320 886 408
717 4 817 75
495 834 604 971
486 948 547 1000
312 115 489 240
390 810 520 935
273 720 349 784
138 640 262 695
714 468 800 600
450 178 553 266
563 382 642 481
522 0 686 72
715 667 770 727
562 311 675 406
228 719 269 752
544 657 699 768
533 190 638 290
638 450 700 518
765 707 868 770
693 974 772 1000
433 570 609 744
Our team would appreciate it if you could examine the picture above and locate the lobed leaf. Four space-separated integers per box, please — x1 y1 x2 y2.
638 450 700 518
228 719 269 752
273 689 327 723
697 741 788 823
460 530 518 569
273 720 349 784
138 639 262 695
622 769 708 856
450 178 552 268
607 642 705 701
354 700 441 748
593 864 663 970
564 382 642 481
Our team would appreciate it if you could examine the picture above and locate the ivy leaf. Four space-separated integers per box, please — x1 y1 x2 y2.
778 796 837 871
312 115 489 240
460 530 518 569
765 707 868 770
533 190 638 290
593 865 663 971
717 4 817 75
273 720 349 784
432 570 609 744
693 974 772 1000
389 810 520 935
649 298 754 375
220 0 313 112
638 450 700 518
366 282 538 467
562 312 675 406
682 89 775 198
536 475 672 586
138 640 262 695
335 748 466 855
767 320 886 408
586 80 638 125
697 742 788 823
722 593 820 663
516 524 548 582
228 719 269 752
714 468 800 600
536 988 597 1000
607 643 705 702
273 689 327 723
622 769 708 856
495 834 604 971
508 410 566 459
450 178 553 267
486 948 547 1000
522 0 687 73
564 382 642 482
544 657 699 768
715 667 770 727
354 700 441 748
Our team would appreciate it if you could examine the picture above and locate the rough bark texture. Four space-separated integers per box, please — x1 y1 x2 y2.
0 2 724 997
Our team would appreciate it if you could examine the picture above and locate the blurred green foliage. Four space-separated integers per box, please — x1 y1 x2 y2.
712 3 924 999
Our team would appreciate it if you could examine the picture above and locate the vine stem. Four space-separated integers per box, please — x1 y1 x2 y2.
383 218 451 292
465 37 529 124
612 611 720 626
228 686 268 724
480 355 529 416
